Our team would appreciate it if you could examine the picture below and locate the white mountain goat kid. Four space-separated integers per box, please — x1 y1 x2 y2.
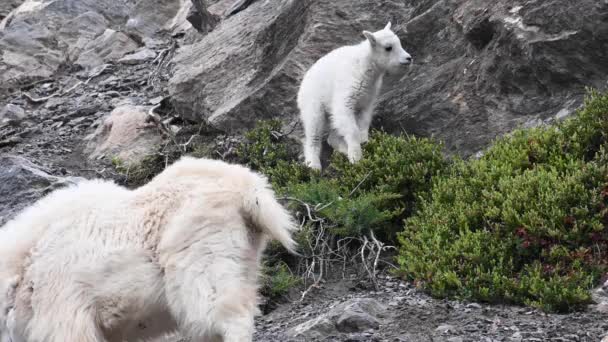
298 22 412 170
0 156 296 342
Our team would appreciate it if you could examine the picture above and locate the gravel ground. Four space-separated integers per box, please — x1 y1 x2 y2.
254 274 608 342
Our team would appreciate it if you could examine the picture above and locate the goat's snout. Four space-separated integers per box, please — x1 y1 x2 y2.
400 55 413 65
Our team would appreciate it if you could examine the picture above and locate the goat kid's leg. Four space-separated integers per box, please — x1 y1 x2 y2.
327 129 348 155
357 103 376 144
300 103 325 170
331 101 362 163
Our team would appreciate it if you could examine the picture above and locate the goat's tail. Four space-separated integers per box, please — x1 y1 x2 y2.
242 174 298 254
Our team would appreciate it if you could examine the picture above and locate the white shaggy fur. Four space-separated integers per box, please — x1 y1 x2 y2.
298 22 412 170
0 156 296 342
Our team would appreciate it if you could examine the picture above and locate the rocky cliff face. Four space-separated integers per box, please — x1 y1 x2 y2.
169 0 608 155
383 0 608 155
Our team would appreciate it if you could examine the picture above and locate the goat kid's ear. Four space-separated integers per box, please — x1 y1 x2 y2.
385 21 392 30
363 30 376 46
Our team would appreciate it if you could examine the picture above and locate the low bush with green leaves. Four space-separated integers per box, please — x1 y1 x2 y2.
328 132 448 239
237 121 447 240
398 90 608 312
236 120 316 190
237 120 449 299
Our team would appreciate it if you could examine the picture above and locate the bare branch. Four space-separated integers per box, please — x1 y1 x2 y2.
349 171 372 197
147 103 180 147
23 80 83 103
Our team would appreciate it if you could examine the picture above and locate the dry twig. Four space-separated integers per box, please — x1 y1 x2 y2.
23 80 83 103
147 103 180 147
279 171 397 300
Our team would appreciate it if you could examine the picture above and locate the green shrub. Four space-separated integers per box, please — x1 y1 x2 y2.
237 122 448 240
329 131 448 239
236 121 448 297
330 131 447 200
261 262 301 298
111 91 608 313
398 90 608 312
287 179 403 237
236 120 315 189
237 120 290 171
112 154 176 187
111 125 224 188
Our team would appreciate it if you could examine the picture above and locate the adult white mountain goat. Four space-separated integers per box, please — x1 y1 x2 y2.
0 156 296 342
298 22 412 170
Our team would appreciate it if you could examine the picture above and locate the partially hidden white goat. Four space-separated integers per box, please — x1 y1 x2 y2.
0 156 297 342
297 22 412 170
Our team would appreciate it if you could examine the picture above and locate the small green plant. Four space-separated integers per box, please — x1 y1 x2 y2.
237 120 316 190
286 179 403 237
261 262 301 298
112 153 174 187
397 90 608 312
110 155 123 169
111 129 219 188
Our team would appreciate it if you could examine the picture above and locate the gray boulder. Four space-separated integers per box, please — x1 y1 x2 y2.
592 279 608 314
84 105 162 166
0 0 137 85
0 155 83 225
287 298 386 339
0 104 26 127
118 48 157 65
126 0 195 39
169 0 608 156
75 29 140 68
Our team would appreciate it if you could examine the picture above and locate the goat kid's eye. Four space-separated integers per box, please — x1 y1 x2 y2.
385 46 392 52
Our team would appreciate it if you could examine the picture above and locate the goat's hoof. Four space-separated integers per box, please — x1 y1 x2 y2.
306 160 322 170
348 149 362 164
360 132 369 144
